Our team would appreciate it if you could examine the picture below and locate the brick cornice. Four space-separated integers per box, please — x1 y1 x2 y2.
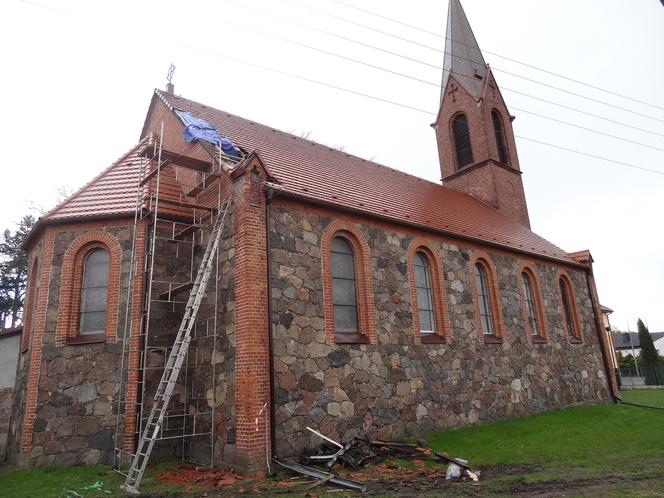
442 158 522 183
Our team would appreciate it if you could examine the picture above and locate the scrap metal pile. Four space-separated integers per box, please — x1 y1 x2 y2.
274 427 480 492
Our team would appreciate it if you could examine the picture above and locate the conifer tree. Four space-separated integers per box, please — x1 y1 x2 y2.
0 215 35 328
637 318 660 365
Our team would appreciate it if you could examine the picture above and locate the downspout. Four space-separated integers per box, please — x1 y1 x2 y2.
264 184 277 464
585 269 620 401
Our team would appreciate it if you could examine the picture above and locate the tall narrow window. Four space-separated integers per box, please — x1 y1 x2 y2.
492 110 509 165
413 252 435 334
522 271 539 336
475 262 495 336
79 249 109 335
452 113 474 169
330 237 358 333
559 277 578 339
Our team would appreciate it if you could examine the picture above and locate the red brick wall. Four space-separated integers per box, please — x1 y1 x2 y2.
435 75 530 228
233 160 271 470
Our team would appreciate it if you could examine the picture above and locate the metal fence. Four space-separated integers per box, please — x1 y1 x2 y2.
618 365 664 387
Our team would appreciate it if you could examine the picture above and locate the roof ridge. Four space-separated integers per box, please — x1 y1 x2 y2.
43 135 152 221
156 90 446 188
155 90 575 263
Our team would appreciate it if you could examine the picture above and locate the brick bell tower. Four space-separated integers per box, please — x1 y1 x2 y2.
433 0 530 228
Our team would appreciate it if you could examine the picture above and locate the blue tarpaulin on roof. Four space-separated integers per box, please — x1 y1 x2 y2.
175 110 242 158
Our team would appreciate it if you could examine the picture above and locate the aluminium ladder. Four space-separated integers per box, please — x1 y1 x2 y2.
122 199 231 494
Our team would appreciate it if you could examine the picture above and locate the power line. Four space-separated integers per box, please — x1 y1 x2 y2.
183 43 434 116
226 0 443 70
327 0 664 113
501 87 664 140
509 106 664 153
233 0 664 125
227 16 664 142
515 136 664 175
495 67 664 125
184 42 664 176
14 0 664 175
223 18 439 88
280 0 444 55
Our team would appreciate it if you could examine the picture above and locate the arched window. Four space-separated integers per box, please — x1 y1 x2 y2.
492 110 509 165
474 262 495 336
330 237 358 334
413 252 435 334
452 113 474 169
559 276 580 340
322 221 376 344
56 231 122 345
407 240 448 344
521 271 540 337
79 249 110 335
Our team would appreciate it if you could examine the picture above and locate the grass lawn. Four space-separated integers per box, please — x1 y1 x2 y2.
619 387 664 406
1 399 663 497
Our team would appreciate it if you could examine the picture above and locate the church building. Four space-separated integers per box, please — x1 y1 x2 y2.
7 0 617 473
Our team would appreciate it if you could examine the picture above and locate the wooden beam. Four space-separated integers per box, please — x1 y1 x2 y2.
139 160 172 186
157 197 217 212
142 147 212 172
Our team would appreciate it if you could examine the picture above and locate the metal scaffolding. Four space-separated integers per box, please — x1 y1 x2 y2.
112 123 241 485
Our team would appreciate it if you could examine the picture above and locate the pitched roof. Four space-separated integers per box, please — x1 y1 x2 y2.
441 0 487 101
154 90 578 265
614 332 664 349
42 135 153 222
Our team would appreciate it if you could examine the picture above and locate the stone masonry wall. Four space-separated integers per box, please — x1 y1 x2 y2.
6 239 43 465
269 202 610 457
25 225 133 467
0 387 14 460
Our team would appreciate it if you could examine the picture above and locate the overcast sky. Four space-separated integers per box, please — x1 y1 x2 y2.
2 0 663 331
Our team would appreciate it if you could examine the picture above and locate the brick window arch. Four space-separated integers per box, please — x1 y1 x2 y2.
321 220 376 344
558 272 582 342
21 256 39 351
407 239 449 344
492 109 510 165
518 264 547 342
451 113 474 169
56 231 122 345
469 253 504 343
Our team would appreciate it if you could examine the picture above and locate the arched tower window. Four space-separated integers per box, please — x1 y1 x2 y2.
79 249 110 335
452 113 474 169
492 110 509 165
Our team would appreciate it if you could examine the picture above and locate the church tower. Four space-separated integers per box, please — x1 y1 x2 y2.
434 0 530 228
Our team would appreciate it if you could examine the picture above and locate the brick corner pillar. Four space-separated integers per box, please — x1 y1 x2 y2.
586 267 620 398
19 229 55 467
233 161 272 472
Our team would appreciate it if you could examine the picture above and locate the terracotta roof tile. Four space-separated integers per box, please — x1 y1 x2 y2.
43 135 153 221
157 91 578 264
39 90 579 265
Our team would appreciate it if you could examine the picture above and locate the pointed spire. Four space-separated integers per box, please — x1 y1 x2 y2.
441 0 487 102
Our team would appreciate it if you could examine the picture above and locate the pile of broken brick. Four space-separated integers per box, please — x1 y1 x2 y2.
273 427 480 492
